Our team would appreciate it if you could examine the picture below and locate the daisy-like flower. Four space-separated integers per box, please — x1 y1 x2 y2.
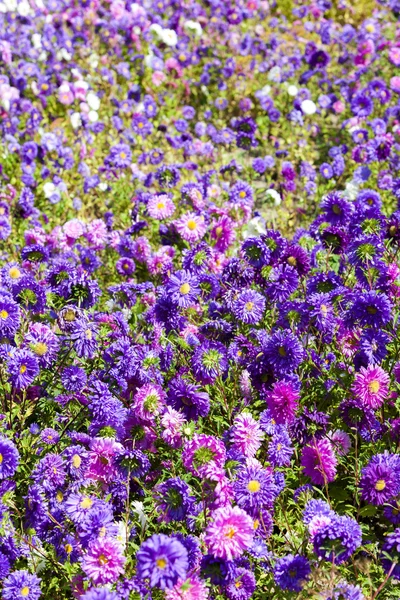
137 533 188 590
204 505 254 560
0 296 20 336
165 576 209 600
3 570 41 600
192 340 228 385
329 430 351 456
359 454 399 505
234 466 277 513
233 289 266 324
0 437 19 480
182 434 226 477
352 365 390 409
273 554 311 592
230 412 264 458
266 380 299 425
86 438 124 483
167 270 200 309
313 515 362 564
82 537 126 585
133 383 166 421
225 568 255 600
175 212 207 243
7 349 39 389
148 194 175 220
301 438 337 485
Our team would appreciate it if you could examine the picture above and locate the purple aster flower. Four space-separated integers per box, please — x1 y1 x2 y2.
205 505 254 560
351 92 373 117
3 570 41 600
105 143 132 169
348 291 392 328
381 528 400 580
64 493 97 524
154 477 196 523
24 323 59 367
265 265 299 302
359 329 389 365
241 237 271 268
233 289 265 324
192 340 228 385
313 515 362 564
32 453 65 492
226 568 256 600
81 589 120 600
7 349 39 389
263 330 304 376
200 555 236 585
268 429 293 467
274 554 311 592
61 366 87 392
325 581 365 600
70 321 99 358
0 297 20 336
167 377 210 421
40 428 59 445
0 437 19 479
234 466 277 513
301 438 337 485
359 454 399 505
82 537 126 585
136 533 188 590
166 271 200 309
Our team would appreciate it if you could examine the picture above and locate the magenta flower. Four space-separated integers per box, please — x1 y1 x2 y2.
230 412 264 458
352 365 390 409
301 438 337 485
85 438 124 483
266 380 299 425
148 194 175 220
204 505 254 560
175 212 207 243
82 537 126 585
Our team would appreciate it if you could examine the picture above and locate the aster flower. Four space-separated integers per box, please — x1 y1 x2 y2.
70 320 99 359
0 297 20 336
381 528 400 580
192 340 228 385
233 289 266 324
234 466 277 513
82 537 126 585
64 493 96 524
147 194 175 220
182 434 226 477
204 505 254 560
7 349 39 389
0 437 19 480
154 477 196 523
132 383 166 421
226 568 256 600
25 323 59 367
352 365 389 409
175 212 207 243
165 576 209 600
263 330 304 376
161 407 186 448
273 554 311 592
136 533 188 590
230 412 264 458
313 515 362 564
166 271 200 309
301 438 338 485
81 589 120 600
167 377 210 421
359 454 399 505
86 437 124 484
265 265 299 302
348 291 392 328
268 430 294 466
2 570 41 600
266 380 299 425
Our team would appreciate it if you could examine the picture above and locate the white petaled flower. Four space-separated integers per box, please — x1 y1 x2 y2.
287 85 298 97
149 23 163 38
43 182 56 199
32 34 42 49
132 501 147 528
243 216 267 239
184 20 203 37
88 110 98 123
17 0 31 15
70 112 81 129
343 181 359 200
98 182 108 191
301 99 317 115
266 188 282 206
86 92 100 111
160 28 178 46
267 66 281 83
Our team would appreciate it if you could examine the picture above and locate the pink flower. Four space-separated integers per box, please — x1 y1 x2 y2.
133 383 166 422
391 76 400 93
308 515 333 540
329 430 351 456
161 407 186 448
175 212 207 243
58 81 74 105
166 576 209 600
205 505 254 560
84 219 108 249
82 537 126 585
147 194 175 219
230 412 263 458
389 46 400 66
63 218 85 240
266 380 299 425
301 438 337 486
152 71 166 86
352 365 390 409
333 100 345 114
86 437 123 483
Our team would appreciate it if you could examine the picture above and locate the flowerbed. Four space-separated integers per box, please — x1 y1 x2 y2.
1 0 400 599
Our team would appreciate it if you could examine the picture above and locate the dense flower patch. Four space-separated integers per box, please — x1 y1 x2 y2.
2 0 400 599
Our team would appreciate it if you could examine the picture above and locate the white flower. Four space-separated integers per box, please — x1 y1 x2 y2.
70 112 81 129
301 99 317 115
88 110 98 122
56 48 71 61
259 84 271 96
32 34 42 49
243 216 267 239
43 182 56 199
160 28 178 46
268 66 281 83
184 20 202 37
287 85 298 97
149 23 163 37
132 501 147 529
86 92 100 111
343 181 359 200
115 521 128 549
98 182 108 191
266 188 282 206
17 1 31 15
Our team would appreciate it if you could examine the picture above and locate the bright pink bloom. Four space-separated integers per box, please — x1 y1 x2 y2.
147 194 175 220
82 537 126 584
166 576 209 600
205 505 254 560
352 365 390 409
175 212 207 243
301 438 337 485
86 437 123 483
230 412 263 458
266 380 299 425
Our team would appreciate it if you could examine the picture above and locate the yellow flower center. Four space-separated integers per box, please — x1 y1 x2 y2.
239 191 246 198
180 283 190 295
8 267 19 279
225 527 236 539
56 490 63 502
366 23 375 32
278 346 287 357
20 365 27 374
375 479 386 491
247 480 261 493
245 301 254 311
368 380 380 394
80 497 93 509
187 219 197 231
99 526 107 537
287 256 297 266
64 309 76 322
98 553 108 565
65 543 73 554
253 519 259 530
0 454 3 464
215 226 223 237
21 587 30 597
85 329 92 340
72 454 81 468
33 342 48 356
138 122 143 128
0 310 8 319
156 202 165 210
120 152 126 159
156 558 167 569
